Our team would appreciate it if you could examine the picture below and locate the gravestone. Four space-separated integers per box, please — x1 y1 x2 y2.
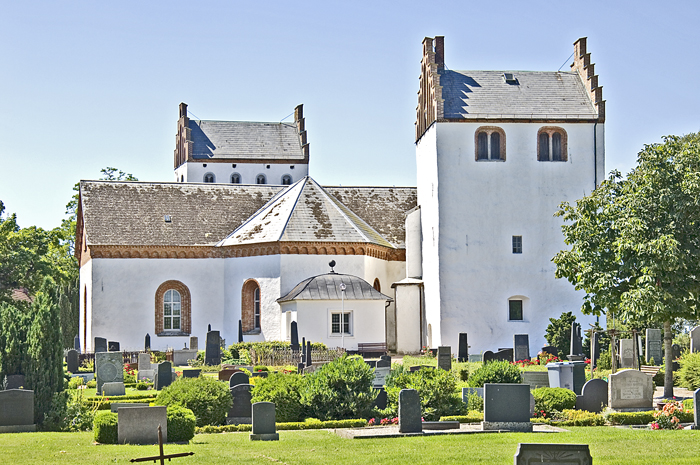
380 355 392 363
66 349 79 373
117 406 167 445
568 323 584 361
138 353 152 372
483 348 513 363
691 326 700 353
290 321 299 351
398 389 422 433
94 337 108 353
572 361 587 395
0 389 35 432
228 384 253 424
575 379 608 413
102 382 126 396
74 335 81 351
172 349 198 366
205 330 221 366
469 354 483 362
110 403 149 413
108 341 120 352
250 402 279 441
373 388 387 410
462 387 484 402
144 333 151 351
619 339 635 368
482 383 532 432
694 388 700 429
458 333 469 362
230 372 249 388
672 344 681 371
608 369 653 411
252 371 269 378
522 371 549 390
365 360 377 369
514 444 592 465
373 362 391 387
514 334 530 362
591 332 600 369
155 362 173 390
137 369 154 382
301 337 306 362
182 369 201 378
541 345 558 357
305 341 312 366
189 336 198 351
437 346 452 370
377 359 391 368
219 367 239 381
95 351 123 394
238 319 243 343
6 374 26 389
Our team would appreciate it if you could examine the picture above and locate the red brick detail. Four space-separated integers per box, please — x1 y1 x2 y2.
155 280 191 335
241 279 260 332
537 127 568 162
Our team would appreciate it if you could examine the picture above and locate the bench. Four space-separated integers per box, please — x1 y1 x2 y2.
640 365 661 377
357 343 387 358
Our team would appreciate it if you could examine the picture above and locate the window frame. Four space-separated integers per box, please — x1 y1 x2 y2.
256 174 267 185
163 289 182 331
508 299 523 321
155 280 191 336
203 172 216 183
231 173 241 184
474 126 506 161
512 236 523 254
330 311 353 336
281 174 293 185
537 127 568 162
242 279 262 334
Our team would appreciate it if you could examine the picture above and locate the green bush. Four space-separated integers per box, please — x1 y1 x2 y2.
93 411 118 444
605 411 655 425
464 390 483 412
227 341 328 361
154 377 232 426
458 367 469 381
167 405 196 442
545 311 576 357
136 381 150 390
386 367 465 421
68 377 84 389
467 361 522 387
683 398 693 410
301 355 376 421
532 387 576 416
678 351 700 389
596 349 612 370
439 412 484 423
251 373 305 422
86 379 96 388
195 418 367 434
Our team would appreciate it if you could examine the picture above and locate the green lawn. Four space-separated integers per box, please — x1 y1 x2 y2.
2 427 699 464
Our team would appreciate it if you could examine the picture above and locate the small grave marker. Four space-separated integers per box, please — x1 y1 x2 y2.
514 334 530 362
398 389 422 433
514 443 591 465
458 333 468 362
66 349 79 373
250 402 279 441
437 346 452 371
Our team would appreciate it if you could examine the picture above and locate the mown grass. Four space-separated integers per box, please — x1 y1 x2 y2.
2 427 700 464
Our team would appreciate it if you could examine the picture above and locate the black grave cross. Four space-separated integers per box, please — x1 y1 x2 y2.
129 425 194 465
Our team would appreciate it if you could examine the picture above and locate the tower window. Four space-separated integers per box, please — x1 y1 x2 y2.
281 175 292 185
231 173 241 184
256 174 267 185
203 173 215 183
475 127 506 161
509 300 523 321
537 127 568 161
512 236 522 254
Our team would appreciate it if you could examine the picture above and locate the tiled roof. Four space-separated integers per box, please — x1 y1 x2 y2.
440 70 597 120
277 273 392 302
218 178 394 248
189 120 305 160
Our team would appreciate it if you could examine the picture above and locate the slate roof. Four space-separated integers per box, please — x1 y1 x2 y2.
277 273 393 302
189 120 305 160
218 177 394 248
440 70 597 120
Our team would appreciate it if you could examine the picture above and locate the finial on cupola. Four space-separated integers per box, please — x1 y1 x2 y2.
329 260 336 273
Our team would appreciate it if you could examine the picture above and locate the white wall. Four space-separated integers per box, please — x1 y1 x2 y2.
175 161 308 185
394 282 423 354
79 260 93 352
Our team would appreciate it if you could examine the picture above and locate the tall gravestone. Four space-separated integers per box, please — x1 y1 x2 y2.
608 370 653 411
619 339 635 368
305 341 312 367
0 389 35 432
155 362 173 390
205 330 221 366
591 332 600 369
458 333 468 362
691 326 700 353
189 336 198 352
95 352 123 394
513 334 530 362
66 349 79 373
228 384 253 424
290 321 299 351
437 346 452 371
94 337 108 353
398 389 422 433
108 341 120 352
144 333 151 351
568 322 583 361
74 335 81 351
482 383 532 432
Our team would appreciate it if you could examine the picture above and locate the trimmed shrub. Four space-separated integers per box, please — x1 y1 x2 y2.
464 390 483 412
532 387 576 416
678 351 700 389
93 411 118 444
136 381 150 390
439 412 483 423
68 377 84 389
167 405 196 442
251 373 305 422
301 355 375 421
467 360 522 387
154 377 232 426
195 418 367 434
386 366 465 421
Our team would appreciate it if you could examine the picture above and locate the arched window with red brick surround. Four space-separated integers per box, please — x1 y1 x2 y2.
155 280 191 335
242 279 261 333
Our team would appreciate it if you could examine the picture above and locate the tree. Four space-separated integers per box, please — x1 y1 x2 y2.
553 133 700 398
544 311 576 357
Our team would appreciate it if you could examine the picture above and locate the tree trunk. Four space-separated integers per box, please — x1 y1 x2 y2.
663 320 674 399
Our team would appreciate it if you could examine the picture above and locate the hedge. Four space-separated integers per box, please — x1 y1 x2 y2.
439 412 484 423
195 419 367 434
167 406 196 442
93 411 118 444
605 410 693 425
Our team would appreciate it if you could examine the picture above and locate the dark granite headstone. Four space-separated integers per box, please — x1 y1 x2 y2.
297 362 305 373
437 346 452 371
5 374 26 390
646 329 662 365
483 348 513 363
182 369 201 378
541 345 558 357
572 361 587 395
569 322 583 358
483 383 530 423
694 388 700 428
365 360 377 369
458 333 468 362
238 320 243 343
94 337 107 353
208 324 211 332
250 401 278 441
290 321 299 351
251 371 269 378
205 331 221 366
230 372 250 388
514 444 592 465
575 379 608 413
591 332 600 369
398 389 422 433
74 335 80 351
144 333 151 351
155 362 173 390
228 384 253 424
66 349 79 373
514 334 530 362
376 359 391 368
380 355 391 363
373 388 387 410
108 341 120 352
305 341 312 367
0 389 35 431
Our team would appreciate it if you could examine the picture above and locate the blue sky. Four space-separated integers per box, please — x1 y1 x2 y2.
1 1 698 230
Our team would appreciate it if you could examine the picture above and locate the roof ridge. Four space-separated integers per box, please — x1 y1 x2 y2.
309 179 374 245
275 177 309 242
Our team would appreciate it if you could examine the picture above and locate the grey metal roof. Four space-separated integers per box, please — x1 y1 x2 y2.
277 273 393 302
440 70 597 120
189 120 305 160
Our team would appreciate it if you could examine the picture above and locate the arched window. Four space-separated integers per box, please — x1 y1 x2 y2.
474 127 506 161
231 173 241 184
256 174 267 185
242 279 262 333
203 173 215 183
281 175 292 185
180 175 184 182
537 127 568 161
373 278 381 292
155 281 191 335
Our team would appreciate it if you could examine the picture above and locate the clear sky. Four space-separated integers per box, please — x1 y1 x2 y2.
1 1 698 230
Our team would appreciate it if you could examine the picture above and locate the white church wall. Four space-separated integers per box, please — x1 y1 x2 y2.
79 259 93 352
394 283 423 354
175 162 308 185
88 258 224 351
278 254 367 296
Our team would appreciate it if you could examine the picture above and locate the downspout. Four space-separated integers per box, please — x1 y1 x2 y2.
593 122 598 188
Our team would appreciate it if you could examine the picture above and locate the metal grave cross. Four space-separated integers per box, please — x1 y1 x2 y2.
130 425 194 465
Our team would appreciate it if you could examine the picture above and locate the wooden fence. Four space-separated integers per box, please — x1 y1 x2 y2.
248 347 346 366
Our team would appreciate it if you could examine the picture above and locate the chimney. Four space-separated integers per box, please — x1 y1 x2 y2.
571 37 605 122
179 102 188 119
294 104 309 161
435 36 444 70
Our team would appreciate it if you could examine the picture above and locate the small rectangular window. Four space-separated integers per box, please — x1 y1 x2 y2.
509 300 523 321
331 312 352 335
512 236 522 254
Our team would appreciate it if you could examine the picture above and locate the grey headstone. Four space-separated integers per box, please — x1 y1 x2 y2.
205 330 221 366
110 403 149 413
373 388 387 410
530 392 535 417
183 369 201 378
117 406 167 445
172 349 198 367
575 379 608 413
514 443 592 465
290 321 299 351
691 326 700 353
5 374 25 390
102 382 126 396
94 337 107 353
74 335 80 351
619 339 635 368
144 333 151 351
250 402 279 441
0 389 34 430
137 369 154 382
458 333 468 362
569 322 583 357
305 341 312 367
468 354 483 362
572 361 587 395
514 334 530 362
376 359 391 368
483 383 530 423
108 341 120 352
608 369 653 411
380 355 392 363
238 319 243 343
694 388 700 428
72 372 94 382
189 336 198 352
646 329 662 365
483 348 513 363
66 349 79 373
138 353 151 372
365 360 377 369
462 387 484 402
230 372 250 388
95 351 123 394
437 346 452 371
591 332 600 369
546 362 574 391
251 371 269 378
373 366 391 387
522 371 549 390
155 362 173 390
398 389 422 433
228 384 253 424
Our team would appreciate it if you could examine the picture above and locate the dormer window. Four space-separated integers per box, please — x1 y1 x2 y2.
475 127 506 161
281 175 292 185
503 73 518 84
537 127 568 162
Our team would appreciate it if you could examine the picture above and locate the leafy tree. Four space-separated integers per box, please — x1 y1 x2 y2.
0 302 31 379
545 312 576 357
553 133 700 398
